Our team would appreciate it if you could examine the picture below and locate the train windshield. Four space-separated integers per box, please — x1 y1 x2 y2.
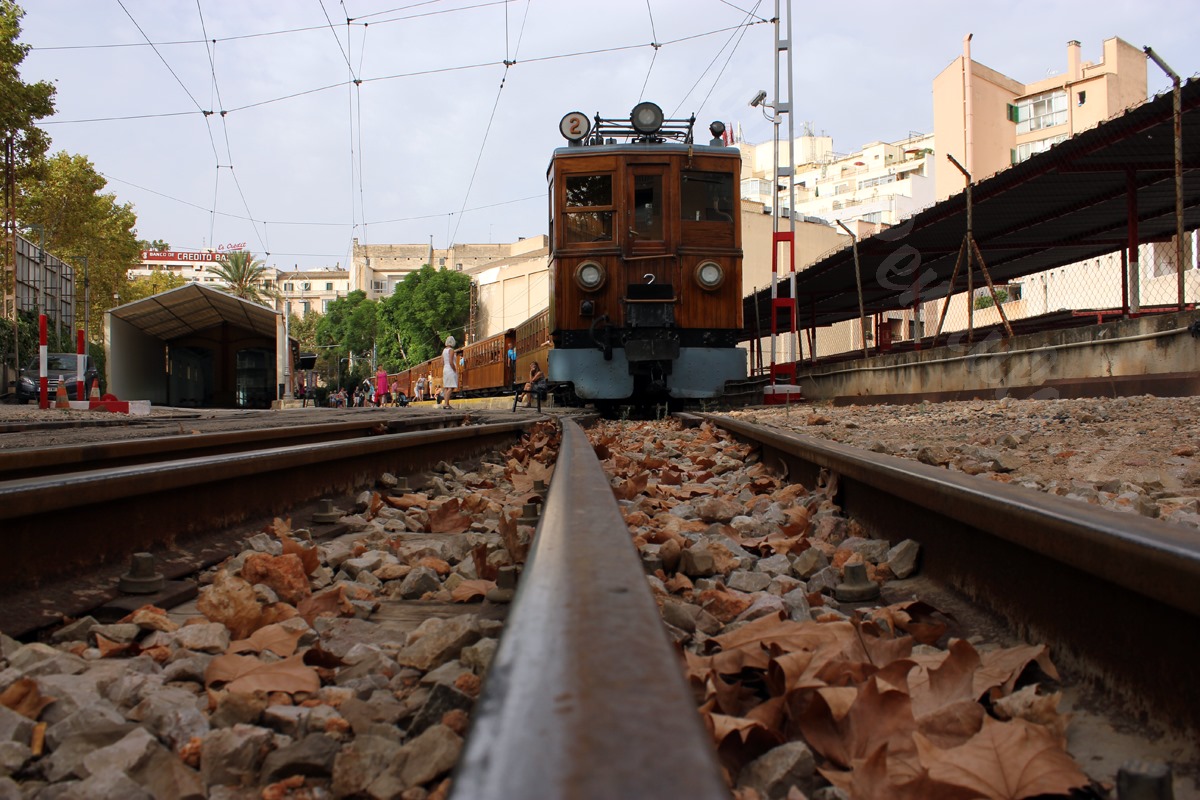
681 171 734 223
564 174 614 244
632 174 664 240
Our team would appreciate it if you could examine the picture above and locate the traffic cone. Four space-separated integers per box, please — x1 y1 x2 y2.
55 379 69 409
89 379 101 401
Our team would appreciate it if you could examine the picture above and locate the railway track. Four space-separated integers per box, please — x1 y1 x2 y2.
0 412 535 635
2 411 1196 796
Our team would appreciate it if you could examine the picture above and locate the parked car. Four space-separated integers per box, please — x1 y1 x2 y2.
15 353 100 404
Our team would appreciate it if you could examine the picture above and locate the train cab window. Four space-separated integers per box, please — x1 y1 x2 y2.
681 171 734 223
564 174 614 244
632 174 664 241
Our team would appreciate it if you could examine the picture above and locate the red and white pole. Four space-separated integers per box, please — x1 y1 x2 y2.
76 329 86 401
38 314 48 409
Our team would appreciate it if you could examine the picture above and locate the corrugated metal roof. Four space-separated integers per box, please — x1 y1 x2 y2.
109 283 278 340
745 77 1200 333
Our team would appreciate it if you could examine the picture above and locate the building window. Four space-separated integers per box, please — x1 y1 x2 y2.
302 301 310 314
325 282 333 290
284 282 294 291
1014 134 1068 163
371 280 387 292
1014 90 1067 135
858 174 896 190
323 299 332 311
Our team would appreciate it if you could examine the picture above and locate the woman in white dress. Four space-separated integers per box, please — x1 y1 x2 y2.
441 335 458 409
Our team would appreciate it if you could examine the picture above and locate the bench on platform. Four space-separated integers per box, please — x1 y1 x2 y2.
513 380 547 412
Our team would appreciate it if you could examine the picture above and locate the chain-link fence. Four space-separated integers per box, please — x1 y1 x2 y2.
806 230 1198 358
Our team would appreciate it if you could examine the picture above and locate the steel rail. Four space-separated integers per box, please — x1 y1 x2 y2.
0 421 530 594
702 413 1200 734
452 418 728 800
0 417 458 481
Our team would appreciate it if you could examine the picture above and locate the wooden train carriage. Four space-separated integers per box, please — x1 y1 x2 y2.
513 309 552 389
546 104 745 401
460 330 511 395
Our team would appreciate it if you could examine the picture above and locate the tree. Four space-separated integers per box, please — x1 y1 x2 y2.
210 251 270 304
17 151 141 344
315 290 378 387
288 310 320 353
378 265 471 369
136 238 171 252
125 268 187 303
0 1 55 181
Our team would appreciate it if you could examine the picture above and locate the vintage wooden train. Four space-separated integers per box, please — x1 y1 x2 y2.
388 102 746 407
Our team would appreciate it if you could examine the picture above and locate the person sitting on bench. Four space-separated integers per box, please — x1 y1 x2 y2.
521 361 546 408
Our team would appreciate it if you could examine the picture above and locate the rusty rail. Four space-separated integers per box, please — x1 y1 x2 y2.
0 420 529 597
452 418 727 799
702 412 1200 735
0 416 459 481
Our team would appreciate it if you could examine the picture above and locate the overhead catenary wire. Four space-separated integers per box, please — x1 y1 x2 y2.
448 0 533 247
32 5 770 267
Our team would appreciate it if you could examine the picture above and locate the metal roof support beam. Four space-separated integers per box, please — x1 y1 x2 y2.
1127 169 1141 315
1144 46 1186 310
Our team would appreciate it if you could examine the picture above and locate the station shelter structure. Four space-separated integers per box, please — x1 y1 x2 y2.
104 283 297 409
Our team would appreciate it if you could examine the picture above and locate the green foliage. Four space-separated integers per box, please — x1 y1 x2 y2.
314 290 377 388
125 269 187 303
379 265 471 369
210 251 270 304
973 288 1008 310
136 238 171 252
17 151 142 343
0 1 55 180
288 310 320 352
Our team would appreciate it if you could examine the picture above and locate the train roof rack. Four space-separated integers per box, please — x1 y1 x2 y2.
559 102 696 146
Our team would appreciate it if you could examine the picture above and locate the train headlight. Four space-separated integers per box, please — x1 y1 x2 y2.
695 260 724 291
630 102 664 135
574 261 606 291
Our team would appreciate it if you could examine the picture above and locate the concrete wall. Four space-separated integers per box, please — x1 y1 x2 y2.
107 313 168 404
800 310 1200 404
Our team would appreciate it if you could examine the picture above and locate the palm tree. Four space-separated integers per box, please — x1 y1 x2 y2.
211 251 269 303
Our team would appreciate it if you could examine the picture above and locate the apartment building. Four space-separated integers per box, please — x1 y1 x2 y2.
739 131 936 229
933 36 1147 200
351 237 551 301
129 250 349 318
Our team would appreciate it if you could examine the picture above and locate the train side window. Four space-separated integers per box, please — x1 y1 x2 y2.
564 174 614 244
681 171 734 223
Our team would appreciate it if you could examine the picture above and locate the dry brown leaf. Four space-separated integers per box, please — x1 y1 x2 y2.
915 716 1089 800
451 579 494 603
992 685 1069 741
612 470 650 501
367 491 385 520
797 676 917 769
385 492 430 510
429 497 473 533
228 623 304 657
280 534 320 576
0 678 54 720
205 653 320 696
974 644 1059 699
296 586 354 625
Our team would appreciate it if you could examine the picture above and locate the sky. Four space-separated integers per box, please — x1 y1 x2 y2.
18 0 1197 273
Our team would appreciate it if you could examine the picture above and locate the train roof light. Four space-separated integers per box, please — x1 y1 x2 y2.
630 102 665 135
709 120 726 146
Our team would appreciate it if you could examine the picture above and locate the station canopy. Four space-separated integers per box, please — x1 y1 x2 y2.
745 77 1200 334
108 283 279 341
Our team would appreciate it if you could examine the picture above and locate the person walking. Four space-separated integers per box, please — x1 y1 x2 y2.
441 335 458 409
376 366 389 407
